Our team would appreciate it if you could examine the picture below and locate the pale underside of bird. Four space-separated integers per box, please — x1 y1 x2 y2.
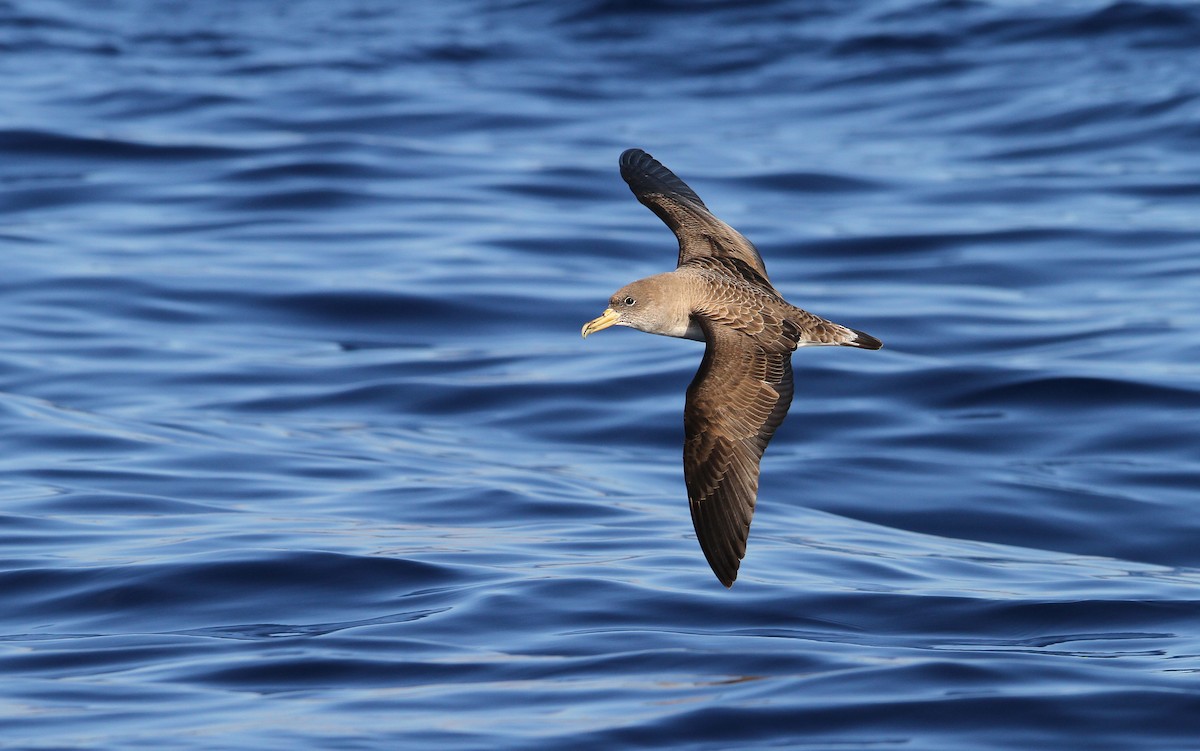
583 148 882 588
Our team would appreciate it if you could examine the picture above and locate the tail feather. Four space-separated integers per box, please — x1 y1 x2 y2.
843 327 882 350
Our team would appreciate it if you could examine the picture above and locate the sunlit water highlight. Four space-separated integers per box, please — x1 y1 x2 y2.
3 1 1200 748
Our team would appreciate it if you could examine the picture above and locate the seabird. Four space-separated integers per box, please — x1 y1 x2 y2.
583 148 882 588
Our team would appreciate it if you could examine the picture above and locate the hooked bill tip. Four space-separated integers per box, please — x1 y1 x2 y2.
582 308 620 338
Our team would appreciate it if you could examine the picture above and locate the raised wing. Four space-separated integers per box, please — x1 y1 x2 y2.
620 148 771 286
682 319 795 587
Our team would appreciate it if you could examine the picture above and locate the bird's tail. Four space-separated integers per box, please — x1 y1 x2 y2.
842 327 882 350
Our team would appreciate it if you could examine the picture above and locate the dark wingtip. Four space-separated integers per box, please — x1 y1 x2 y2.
618 147 708 208
713 561 739 588
620 147 648 166
846 328 883 350
619 148 655 180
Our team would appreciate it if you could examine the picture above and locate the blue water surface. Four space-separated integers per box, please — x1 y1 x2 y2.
3 1 1200 748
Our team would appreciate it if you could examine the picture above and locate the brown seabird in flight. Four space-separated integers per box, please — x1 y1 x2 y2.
582 148 882 588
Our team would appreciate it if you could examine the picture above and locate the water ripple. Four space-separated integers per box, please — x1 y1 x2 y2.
3 0 1200 748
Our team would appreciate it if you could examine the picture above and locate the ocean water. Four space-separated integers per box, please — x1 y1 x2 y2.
3 0 1200 748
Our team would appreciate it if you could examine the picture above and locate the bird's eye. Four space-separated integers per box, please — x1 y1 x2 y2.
623 296 635 306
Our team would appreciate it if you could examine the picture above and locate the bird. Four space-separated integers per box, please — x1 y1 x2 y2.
582 148 882 587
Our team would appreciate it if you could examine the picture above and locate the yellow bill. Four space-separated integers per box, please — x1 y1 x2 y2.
581 308 621 338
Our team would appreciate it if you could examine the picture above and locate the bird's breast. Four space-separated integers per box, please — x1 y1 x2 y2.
680 317 707 341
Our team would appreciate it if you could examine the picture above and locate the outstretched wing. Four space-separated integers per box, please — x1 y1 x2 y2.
620 148 771 287
683 319 795 587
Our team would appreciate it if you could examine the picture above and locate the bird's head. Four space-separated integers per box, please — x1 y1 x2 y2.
581 275 693 339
